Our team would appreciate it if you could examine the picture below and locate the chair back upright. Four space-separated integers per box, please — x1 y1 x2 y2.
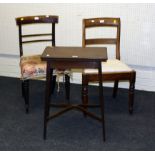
16 15 59 57
82 17 121 60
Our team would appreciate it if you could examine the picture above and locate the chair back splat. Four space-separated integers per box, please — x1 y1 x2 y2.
16 15 58 56
82 18 121 60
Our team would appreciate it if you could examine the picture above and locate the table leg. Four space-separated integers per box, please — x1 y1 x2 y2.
43 63 53 140
98 61 106 142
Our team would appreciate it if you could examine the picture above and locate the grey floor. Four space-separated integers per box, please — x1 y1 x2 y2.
0 76 155 150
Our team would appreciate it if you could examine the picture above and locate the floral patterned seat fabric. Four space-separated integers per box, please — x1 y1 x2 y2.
20 55 71 80
20 55 46 79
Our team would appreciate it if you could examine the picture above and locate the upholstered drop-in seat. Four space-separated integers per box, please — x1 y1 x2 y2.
20 55 71 80
83 59 133 74
20 55 46 79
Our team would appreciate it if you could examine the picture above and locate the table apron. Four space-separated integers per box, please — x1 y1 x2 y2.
47 60 101 69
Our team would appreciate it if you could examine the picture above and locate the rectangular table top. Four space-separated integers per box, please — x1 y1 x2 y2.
41 46 107 62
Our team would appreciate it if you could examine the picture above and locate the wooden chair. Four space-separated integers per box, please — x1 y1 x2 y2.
82 17 136 114
16 15 70 113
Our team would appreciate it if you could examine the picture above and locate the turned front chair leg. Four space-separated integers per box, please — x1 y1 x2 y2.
113 80 119 98
22 80 29 114
22 81 25 98
128 72 136 114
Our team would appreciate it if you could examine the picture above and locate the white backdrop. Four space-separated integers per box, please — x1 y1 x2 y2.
0 3 155 91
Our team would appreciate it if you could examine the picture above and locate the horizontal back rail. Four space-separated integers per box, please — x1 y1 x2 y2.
85 38 117 45
22 33 52 38
22 39 53 44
